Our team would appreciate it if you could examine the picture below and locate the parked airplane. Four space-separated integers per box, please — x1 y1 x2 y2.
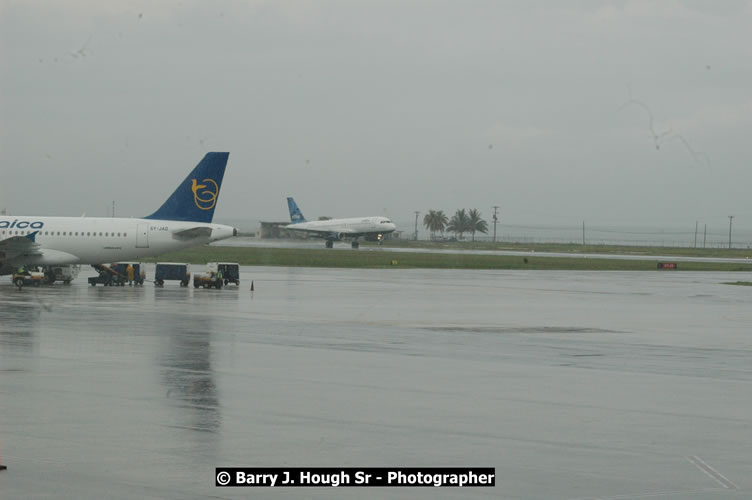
284 197 396 248
0 152 238 281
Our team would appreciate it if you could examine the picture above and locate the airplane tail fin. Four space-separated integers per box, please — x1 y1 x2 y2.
145 152 229 223
287 197 306 224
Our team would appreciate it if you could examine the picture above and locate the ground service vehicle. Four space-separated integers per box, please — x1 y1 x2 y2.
207 262 240 286
42 265 80 284
154 263 191 287
12 271 45 288
112 262 146 285
88 264 126 286
193 273 224 289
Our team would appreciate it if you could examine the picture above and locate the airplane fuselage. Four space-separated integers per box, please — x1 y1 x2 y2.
0 216 235 273
285 216 396 239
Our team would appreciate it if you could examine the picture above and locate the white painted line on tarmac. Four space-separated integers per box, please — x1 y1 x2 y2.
687 455 738 490
568 487 721 500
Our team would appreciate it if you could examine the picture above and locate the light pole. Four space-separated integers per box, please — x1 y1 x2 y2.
694 220 698 248
728 215 734 249
414 211 420 241
492 206 499 243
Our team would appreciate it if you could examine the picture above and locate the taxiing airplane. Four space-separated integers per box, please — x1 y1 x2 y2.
284 197 396 248
0 152 238 278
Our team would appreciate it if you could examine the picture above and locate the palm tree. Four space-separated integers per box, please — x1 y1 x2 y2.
423 210 448 238
422 210 437 237
467 208 488 242
435 210 449 238
447 209 470 240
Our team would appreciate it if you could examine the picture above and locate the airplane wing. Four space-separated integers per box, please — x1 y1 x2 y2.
284 225 361 239
0 232 42 261
285 226 356 235
171 227 213 240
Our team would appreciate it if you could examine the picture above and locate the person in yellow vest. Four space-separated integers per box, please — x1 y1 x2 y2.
126 264 135 286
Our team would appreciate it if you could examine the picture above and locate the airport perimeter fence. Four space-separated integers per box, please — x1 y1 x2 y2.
423 224 752 249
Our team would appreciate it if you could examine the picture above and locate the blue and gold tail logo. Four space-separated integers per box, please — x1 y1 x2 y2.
145 152 228 223
192 178 219 210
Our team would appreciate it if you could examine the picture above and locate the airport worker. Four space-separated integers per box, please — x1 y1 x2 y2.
126 264 135 285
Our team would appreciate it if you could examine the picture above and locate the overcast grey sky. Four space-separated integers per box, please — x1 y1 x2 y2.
1 0 751 232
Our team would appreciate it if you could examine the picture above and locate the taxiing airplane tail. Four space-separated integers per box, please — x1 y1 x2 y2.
145 152 229 223
287 197 307 224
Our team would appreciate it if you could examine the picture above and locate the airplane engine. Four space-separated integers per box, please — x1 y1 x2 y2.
337 232 346 241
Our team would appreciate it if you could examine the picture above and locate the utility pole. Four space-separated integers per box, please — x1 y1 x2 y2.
414 211 420 241
112 201 115 218
492 206 500 243
728 215 734 249
582 221 585 245
694 221 698 248
703 224 707 248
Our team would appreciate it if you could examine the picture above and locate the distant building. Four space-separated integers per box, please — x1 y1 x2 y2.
259 221 305 239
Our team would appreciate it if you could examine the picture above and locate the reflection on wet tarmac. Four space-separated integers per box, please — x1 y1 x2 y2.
157 307 221 434
0 294 40 358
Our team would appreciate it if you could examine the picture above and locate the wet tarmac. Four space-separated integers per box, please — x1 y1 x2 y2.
1 266 751 499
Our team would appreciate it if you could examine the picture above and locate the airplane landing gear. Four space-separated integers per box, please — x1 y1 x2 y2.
325 240 334 249
351 241 359 249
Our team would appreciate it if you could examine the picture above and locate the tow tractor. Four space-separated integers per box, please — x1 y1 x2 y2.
193 271 224 289
193 262 239 289
207 262 240 286
12 270 45 288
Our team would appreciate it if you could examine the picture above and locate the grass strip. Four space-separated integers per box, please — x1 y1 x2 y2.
144 246 752 272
